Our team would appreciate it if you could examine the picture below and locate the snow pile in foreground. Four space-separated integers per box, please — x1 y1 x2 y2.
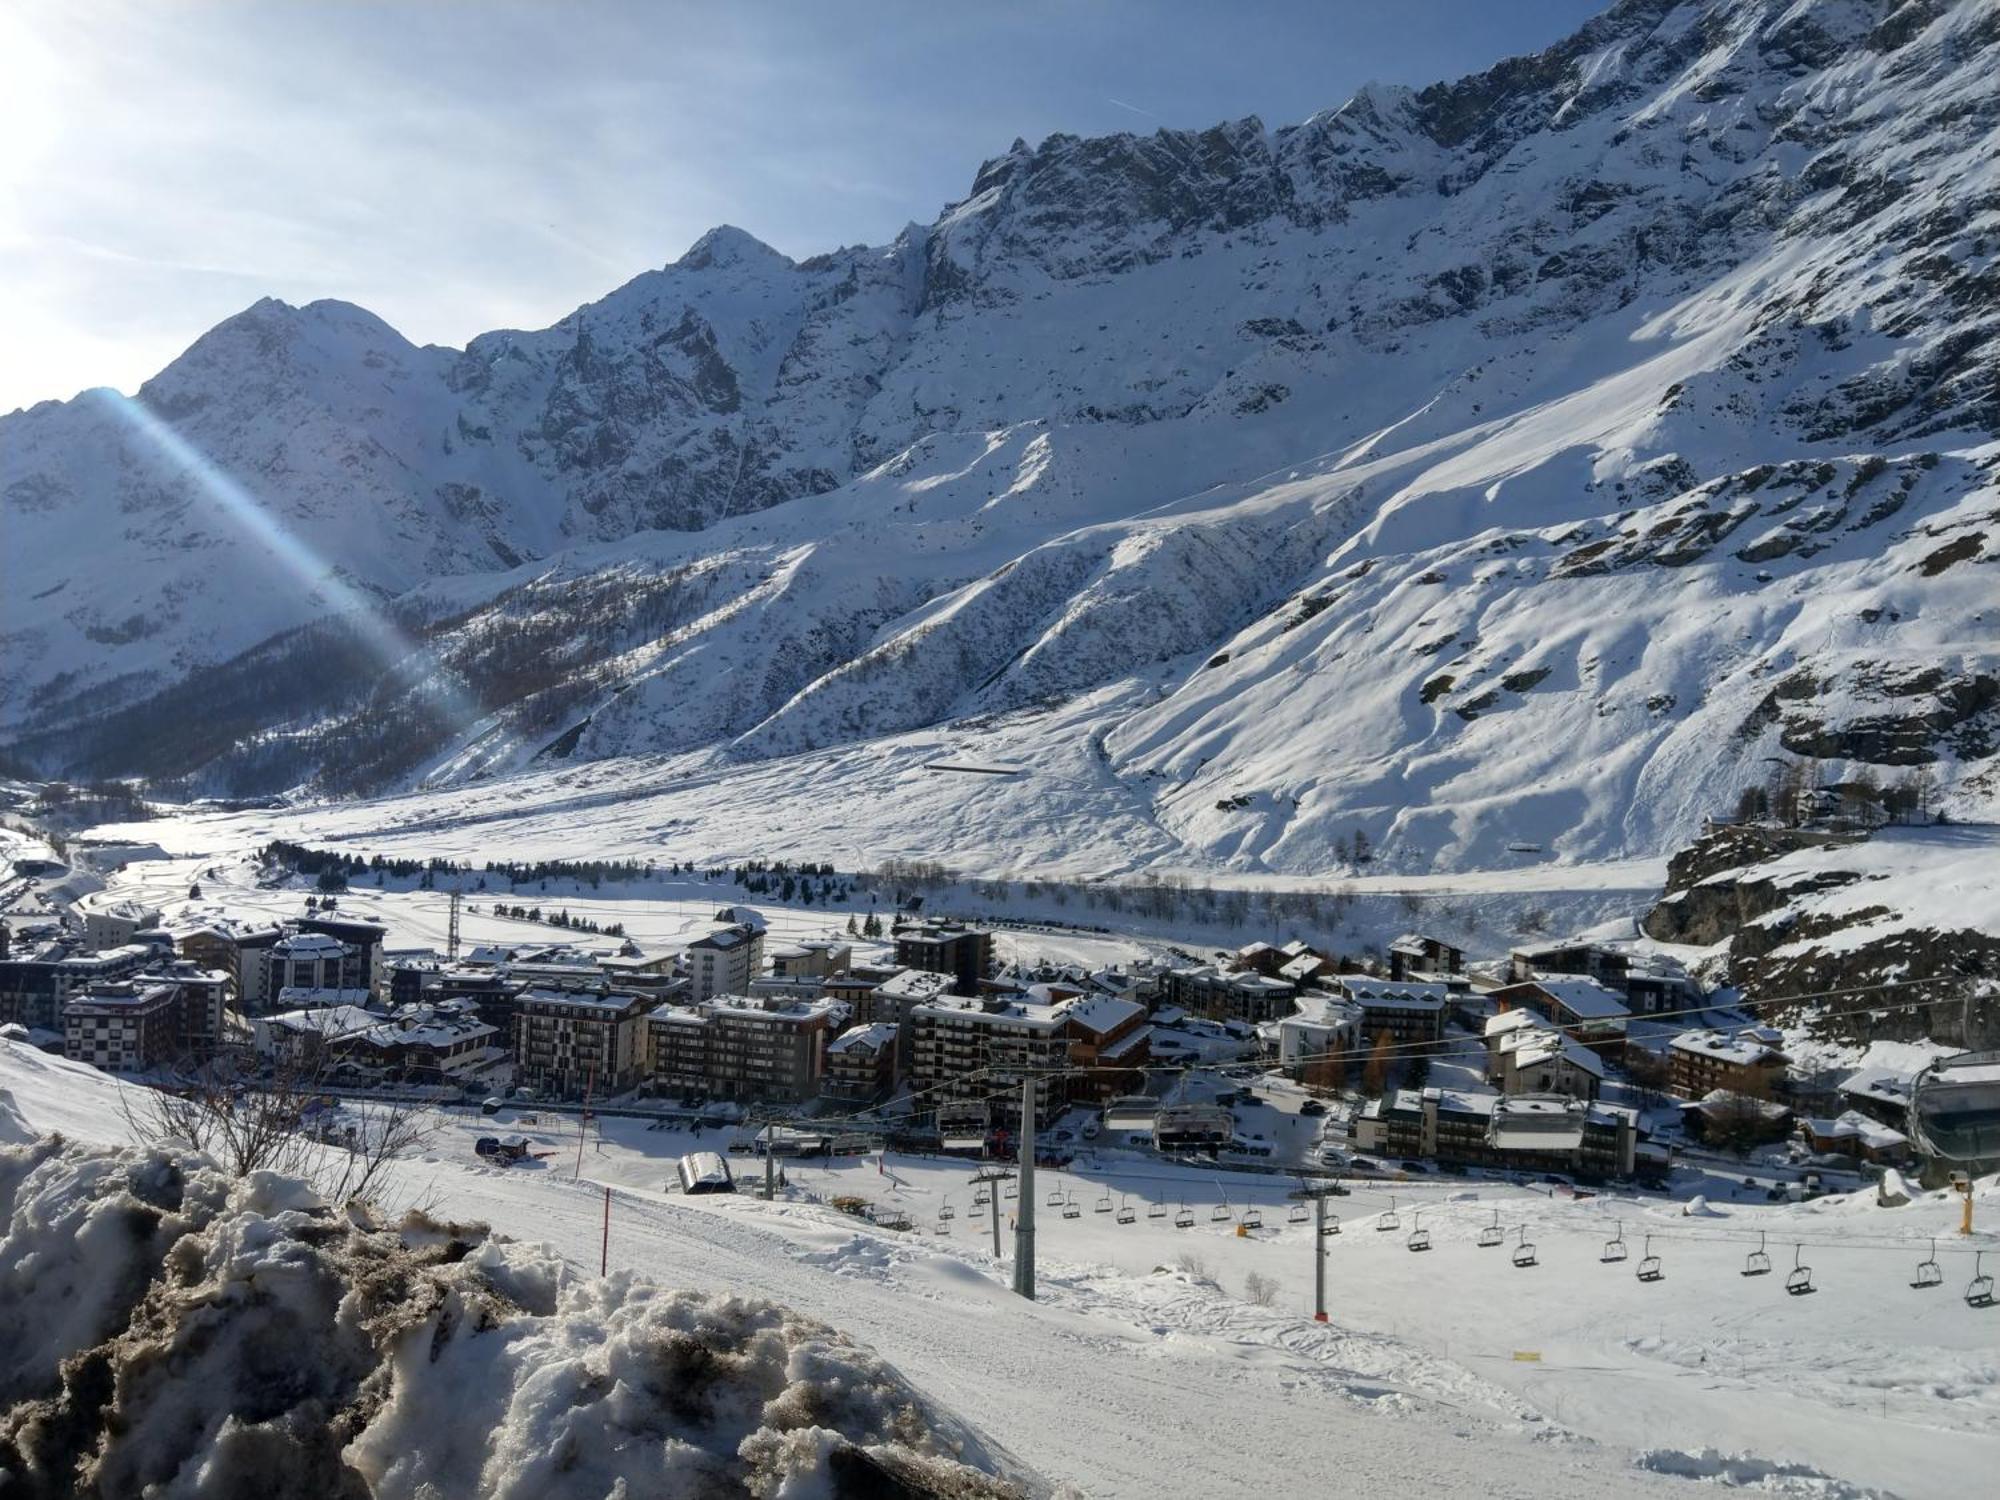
0 1137 1030 1499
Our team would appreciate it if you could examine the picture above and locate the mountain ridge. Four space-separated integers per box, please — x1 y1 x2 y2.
4 0 1996 876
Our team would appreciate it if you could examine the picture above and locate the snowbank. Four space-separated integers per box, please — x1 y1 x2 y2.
0 1138 1030 1499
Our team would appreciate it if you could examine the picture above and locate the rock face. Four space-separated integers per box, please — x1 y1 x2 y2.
3 0 1998 872
1642 822 2000 1049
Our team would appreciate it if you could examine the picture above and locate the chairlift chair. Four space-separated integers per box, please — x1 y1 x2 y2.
1407 1210 1432 1253
973 1189 991 1209
1743 1230 1772 1278
1117 1195 1136 1225
938 1198 955 1222
1046 1183 1065 1208
1175 1198 1196 1229
1637 1235 1664 1282
1376 1196 1401 1233
1511 1225 1537 1268
1004 1178 1018 1199
1288 1201 1310 1225
1321 1214 1341 1236
1095 1190 1113 1214
1785 1243 1815 1297
1062 1192 1082 1220
1968 1251 1995 1309
1148 1198 1168 1220
1911 1239 1942 1290
1211 1201 1232 1223
934 1214 950 1234
1240 1205 1263 1231
1477 1207 1504 1249
1600 1219 1627 1263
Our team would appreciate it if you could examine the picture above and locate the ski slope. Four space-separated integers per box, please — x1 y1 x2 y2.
4 1037 1994 1497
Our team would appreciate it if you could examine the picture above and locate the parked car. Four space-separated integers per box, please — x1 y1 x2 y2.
1399 1159 1431 1174
1299 1099 1327 1117
480 1096 506 1116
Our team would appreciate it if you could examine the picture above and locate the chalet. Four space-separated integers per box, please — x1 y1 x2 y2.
350 1001 499 1079
1486 1013 1604 1101
1667 1028 1787 1100
253 1003 378 1067
1387 933 1464 982
1060 993 1151 1100
1233 941 1286 978
822 1021 899 1103
1507 940 1630 990
1278 950 1332 987
1835 1066 1916 1127
1683 1088 1793 1146
1799 1110 1909 1164
1490 978 1630 1056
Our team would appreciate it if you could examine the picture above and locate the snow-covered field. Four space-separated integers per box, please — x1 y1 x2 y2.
4 1037 1994 1498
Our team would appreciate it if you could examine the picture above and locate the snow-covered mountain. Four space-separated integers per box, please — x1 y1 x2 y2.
4 0 1997 874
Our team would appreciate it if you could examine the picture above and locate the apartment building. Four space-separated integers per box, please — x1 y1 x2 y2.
644 995 839 1103
62 980 185 1073
1668 1028 1789 1100
822 1021 900 1103
686 922 766 1003
0 941 158 1032
1355 1086 1639 1178
909 995 1073 1116
512 987 650 1097
178 918 282 1011
893 922 994 995
1158 966 1298 1025
80 896 162 953
1336 976 1449 1047
1490 977 1631 1056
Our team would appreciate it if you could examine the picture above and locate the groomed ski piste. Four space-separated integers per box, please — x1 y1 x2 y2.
4 1018 1995 1497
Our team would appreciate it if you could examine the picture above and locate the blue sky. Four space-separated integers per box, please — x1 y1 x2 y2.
0 1 1607 413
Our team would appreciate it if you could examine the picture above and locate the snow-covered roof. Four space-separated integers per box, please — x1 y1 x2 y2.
1670 1029 1786 1066
1837 1067 1914 1108
1505 1030 1606 1079
1097 1023 1153 1061
1485 1009 1551 1040
1520 978 1631 1022
1338 977 1448 1009
273 932 347 958
1802 1111 1908 1150
874 968 955 1002
1058 993 1145 1037
265 1004 378 1039
827 1022 898 1054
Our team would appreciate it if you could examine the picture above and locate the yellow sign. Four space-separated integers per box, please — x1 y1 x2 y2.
1511 1351 1542 1363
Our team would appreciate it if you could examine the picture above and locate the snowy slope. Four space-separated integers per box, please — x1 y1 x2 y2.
12 1037 1999 1498
5 0 1999 876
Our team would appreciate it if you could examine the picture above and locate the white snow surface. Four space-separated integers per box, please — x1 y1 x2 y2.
4 1038 1998 1498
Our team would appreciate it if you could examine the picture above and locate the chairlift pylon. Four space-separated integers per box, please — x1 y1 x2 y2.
1911 1238 1942 1289
1968 1251 1995 1309
1637 1235 1664 1283
1743 1230 1772 1278
1785 1242 1815 1297
1477 1207 1504 1249
1600 1218 1627 1263
1511 1224 1537 1268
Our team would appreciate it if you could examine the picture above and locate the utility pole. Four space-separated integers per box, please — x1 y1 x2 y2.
1289 1181 1345 1323
446 889 461 962
1013 1077 1037 1300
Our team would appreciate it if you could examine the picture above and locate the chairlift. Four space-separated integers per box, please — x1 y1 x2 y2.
1637 1235 1664 1283
1321 1214 1341 1236
1743 1230 1772 1278
1062 1192 1082 1221
1477 1207 1504 1249
1785 1242 1815 1297
1095 1190 1113 1214
1288 1200 1310 1225
1004 1178 1019 1199
934 1214 950 1234
973 1188 991 1209
1968 1251 1995 1309
1046 1184 1065 1208
1241 1206 1263 1231
1148 1198 1168 1220
1211 1201 1233 1223
1600 1219 1627 1264
1117 1195 1136 1225
1407 1209 1431 1253
1911 1238 1942 1289
1175 1198 1196 1229
1906 1049 2000 1164
1376 1195 1401 1233
938 1198 955 1222
1511 1225 1538 1268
